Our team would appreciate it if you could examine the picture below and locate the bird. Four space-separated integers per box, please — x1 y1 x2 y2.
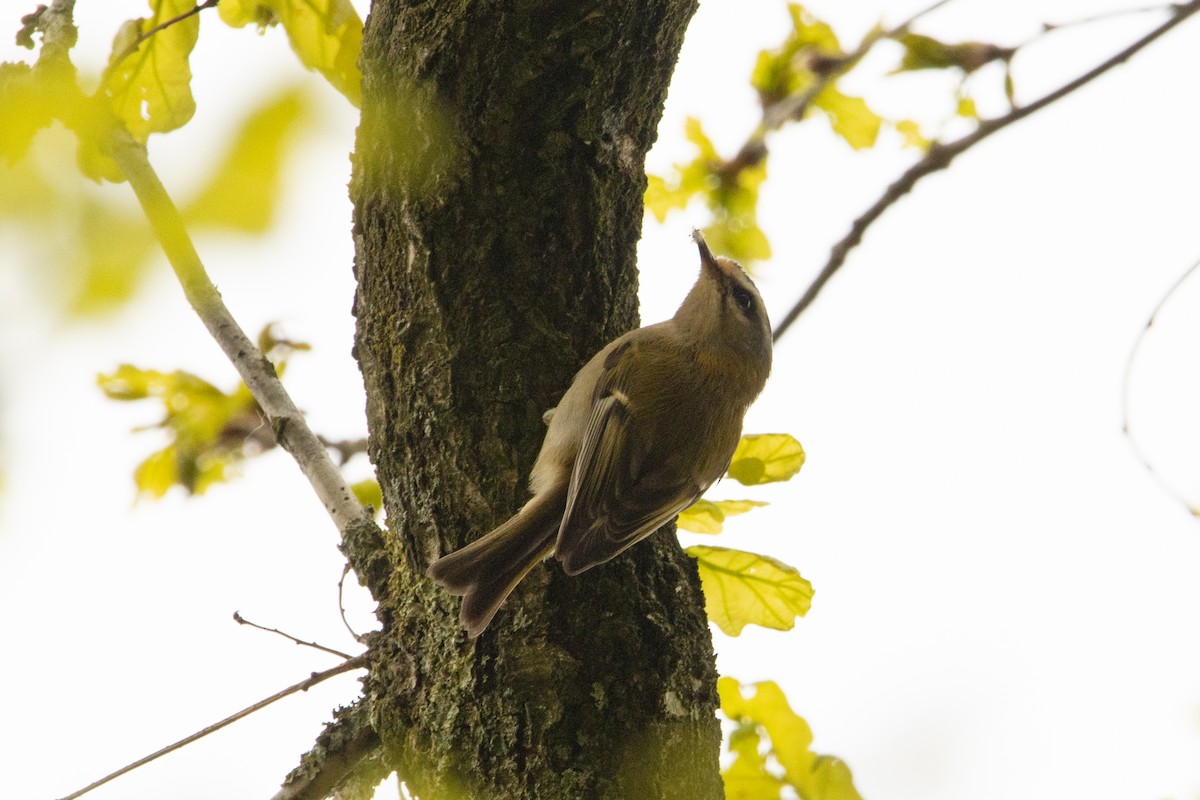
427 230 772 636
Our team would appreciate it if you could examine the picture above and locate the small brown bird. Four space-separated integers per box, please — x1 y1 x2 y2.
427 231 772 636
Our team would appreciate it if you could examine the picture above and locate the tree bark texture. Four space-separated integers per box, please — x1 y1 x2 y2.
348 0 723 798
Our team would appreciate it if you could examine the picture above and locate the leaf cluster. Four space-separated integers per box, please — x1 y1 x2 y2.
96 326 307 498
720 678 862 800
646 1 1021 265
1 0 358 314
678 433 810 636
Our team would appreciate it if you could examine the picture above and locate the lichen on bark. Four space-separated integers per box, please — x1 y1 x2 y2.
347 1 722 796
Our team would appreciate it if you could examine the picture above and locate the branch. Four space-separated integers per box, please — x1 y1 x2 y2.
771 1 1200 341
233 611 358 659
1121 256 1200 514
104 128 372 534
58 656 368 800
271 701 386 800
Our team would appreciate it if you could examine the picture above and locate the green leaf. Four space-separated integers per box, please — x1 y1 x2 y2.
98 355 282 498
350 479 382 513
724 724 785 800
894 119 929 150
219 0 363 106
688 545 813 635
134 445 179 499
102 0 200 143
184 87 313 232
895 33 1009 75
677 499 767 534
813 86 881 150
0 63 56 164
751 3 842 104
720 678 863 800
728 434 805 486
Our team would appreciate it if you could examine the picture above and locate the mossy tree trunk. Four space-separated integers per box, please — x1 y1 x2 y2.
346 1 722 797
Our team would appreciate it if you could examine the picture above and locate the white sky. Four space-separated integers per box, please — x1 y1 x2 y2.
2 1 1200 799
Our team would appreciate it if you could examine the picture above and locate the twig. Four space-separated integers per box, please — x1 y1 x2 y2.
337 565 367 642
104 127 371 534
319 435 370 466
1042 3 1181 33
1121 257 1200 514
233 611 357 659
771 0 1200 342
58 656 368 800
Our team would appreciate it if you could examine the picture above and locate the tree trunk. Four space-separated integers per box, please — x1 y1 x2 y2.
347 1 722 797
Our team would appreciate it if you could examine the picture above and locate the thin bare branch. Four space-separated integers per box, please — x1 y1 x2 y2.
58 656 368 800
337 565 367 643
233 611 358 659
772 0 1200 342
1121 256 1200 514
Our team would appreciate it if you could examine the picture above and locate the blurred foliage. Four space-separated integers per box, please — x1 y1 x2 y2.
219 0 363 106
720 678 863 800
0 85 314 314
688 545 813 635
97 326 308 498
645 2 1022 266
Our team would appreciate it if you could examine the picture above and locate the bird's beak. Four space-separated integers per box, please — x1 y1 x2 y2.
692 229 721 278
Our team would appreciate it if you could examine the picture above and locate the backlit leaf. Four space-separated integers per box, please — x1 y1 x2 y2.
896 33 1009 75
751 3 842 104
720 678 863 800
97 331 302 498
102 0 200 142
688 545 813 635
728 434 805 486
813 86 881 150
724 724 784 800
894 119 929 150
219 0 363 106
677 499 767 534
351 479 382 514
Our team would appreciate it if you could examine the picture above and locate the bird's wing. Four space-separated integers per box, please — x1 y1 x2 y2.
555 339 703 575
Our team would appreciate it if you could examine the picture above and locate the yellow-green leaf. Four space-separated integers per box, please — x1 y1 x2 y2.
894 119 929 150
184 87 313 232
896 33 1008 75
751 3 842 103
720 678 863 800
102 0 200 142
351 479 382 513
219 0 362 106
728 433 805 486
724 724 785 800
98 352 285 498
134 445 179 498
688 545 813 635
813 86 881 150
677 499 767 534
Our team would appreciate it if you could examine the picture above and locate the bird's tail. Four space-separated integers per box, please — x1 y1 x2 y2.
426 487 564 637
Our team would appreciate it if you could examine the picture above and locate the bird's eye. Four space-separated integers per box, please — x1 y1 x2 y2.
731 286 756 315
